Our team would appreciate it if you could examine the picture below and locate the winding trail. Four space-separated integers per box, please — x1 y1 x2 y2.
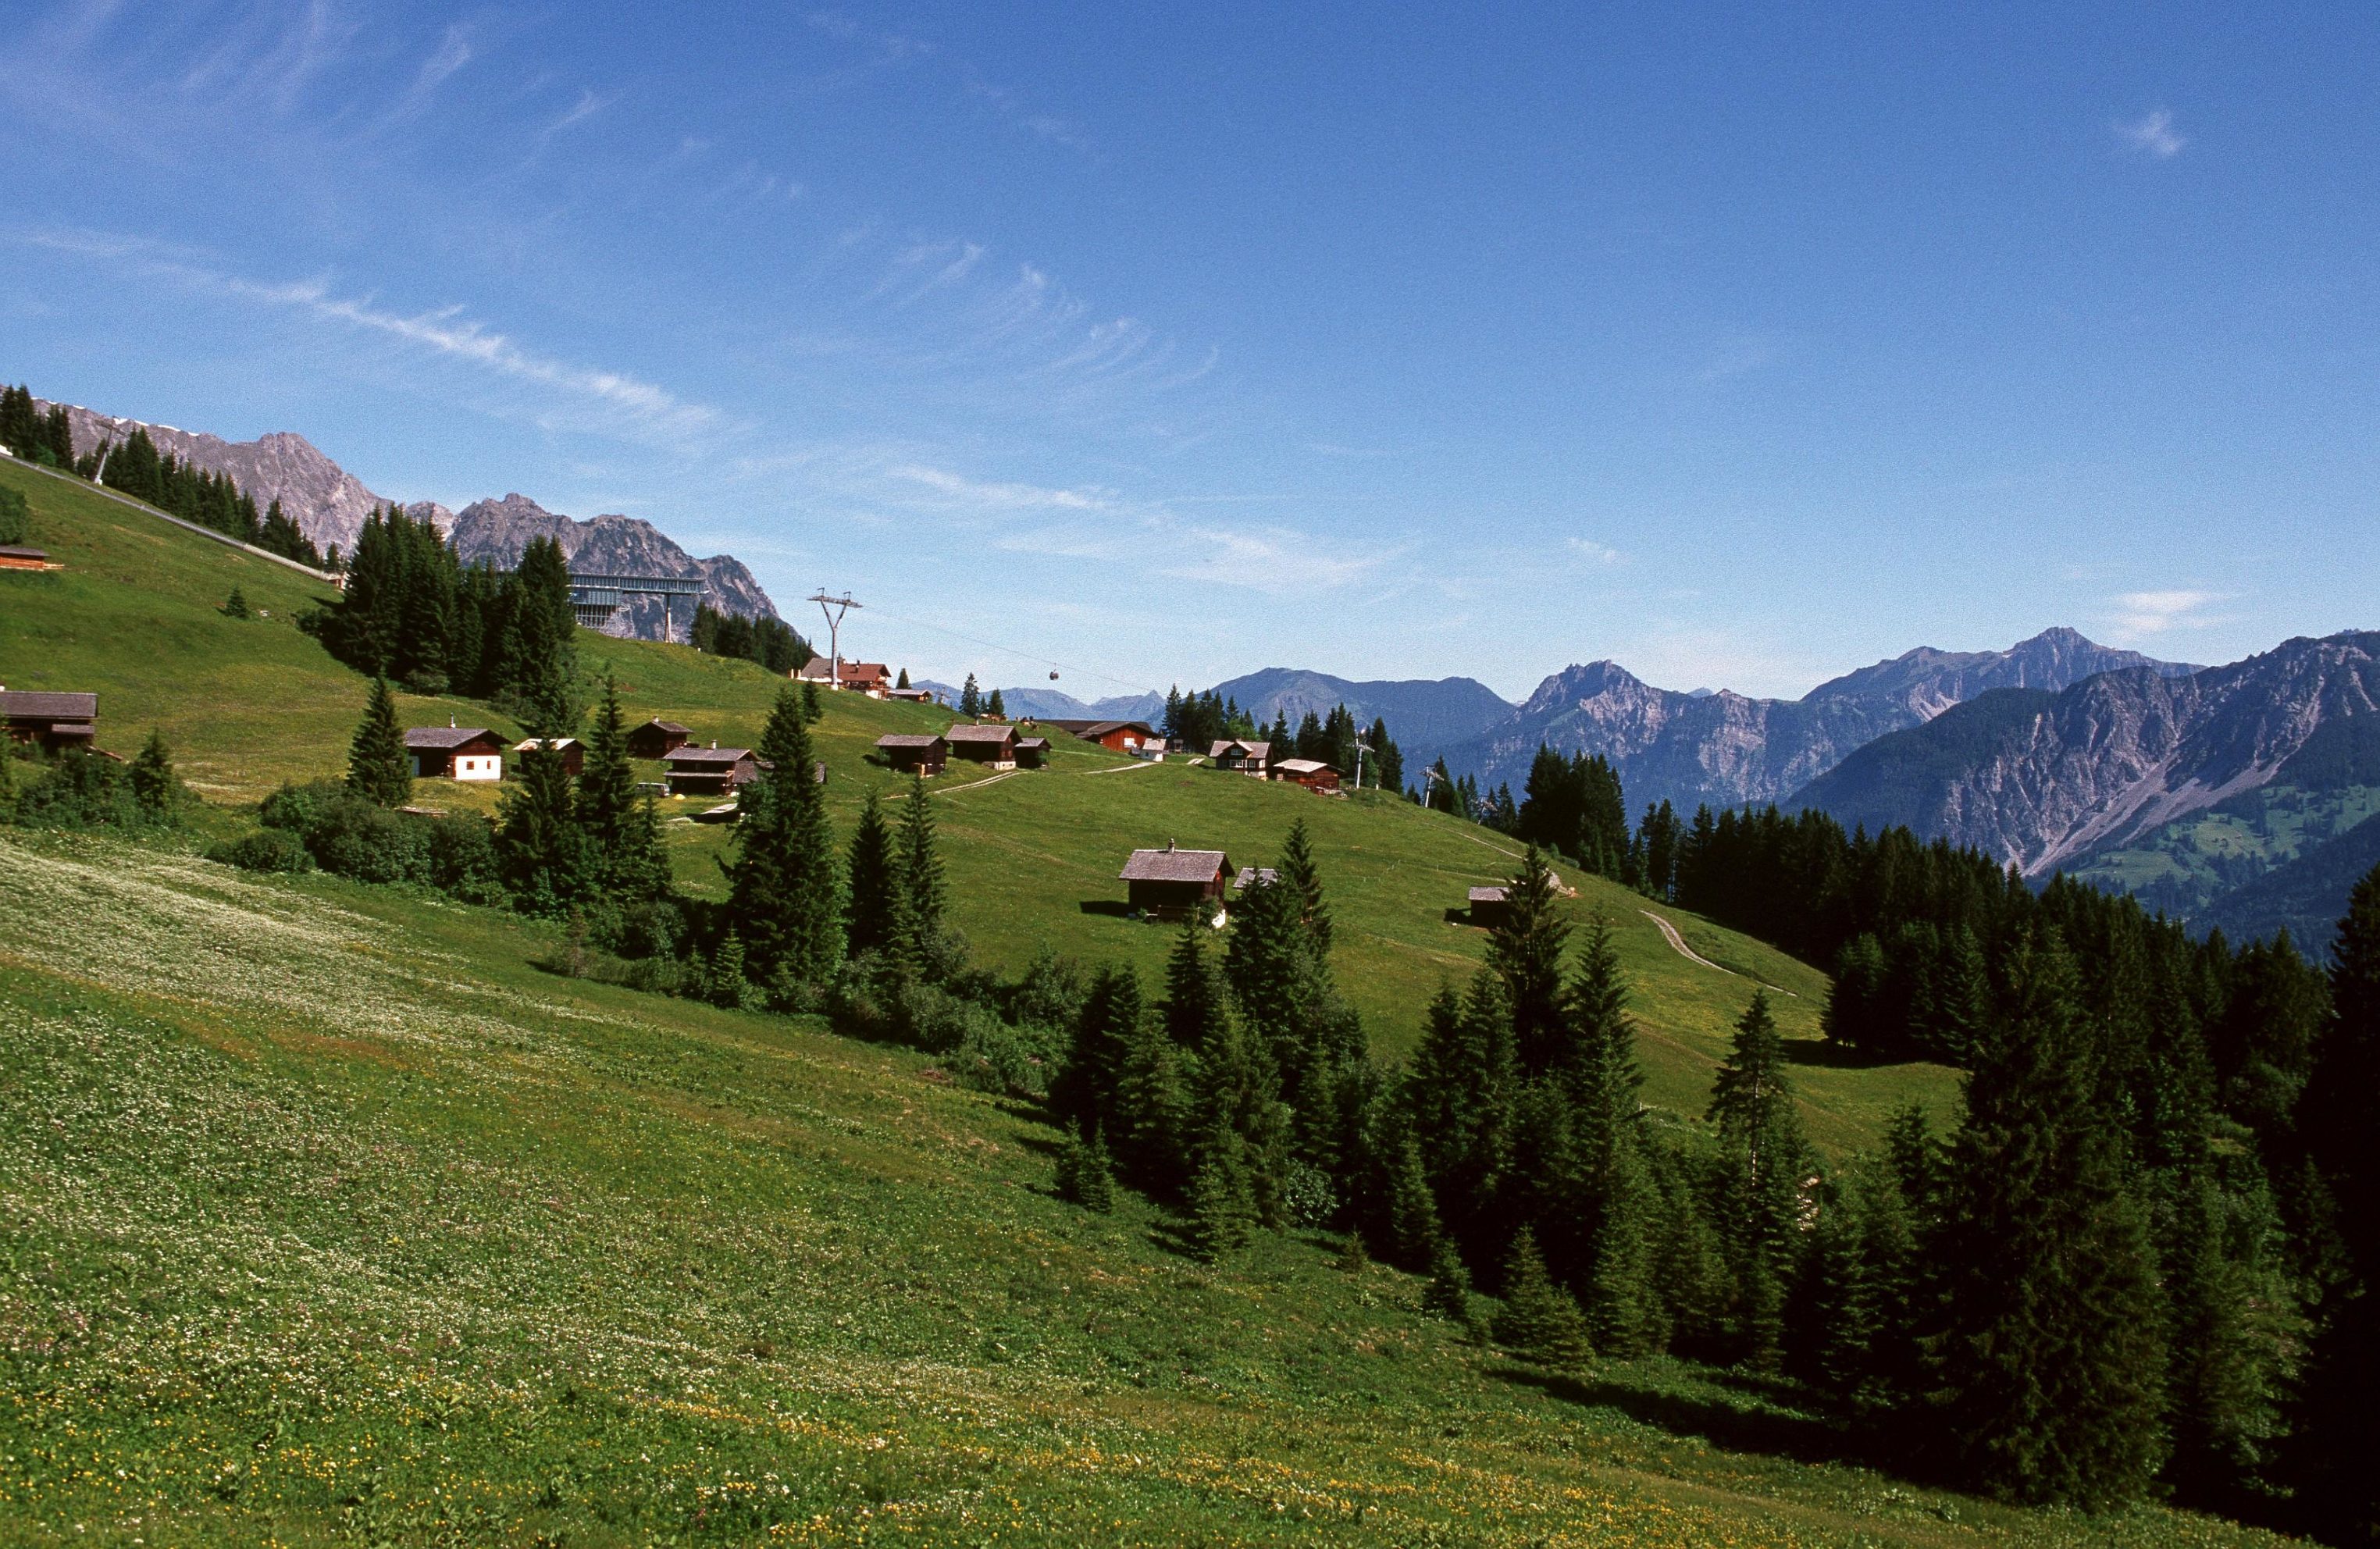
1640 909 1800 998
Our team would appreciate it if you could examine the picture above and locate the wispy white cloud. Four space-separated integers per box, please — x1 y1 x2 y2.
1567 536 1624 566
2115 108 2186 159
18 227 722 444
2107 587 2226 640
1307 441 1394 459
890 464 1113 511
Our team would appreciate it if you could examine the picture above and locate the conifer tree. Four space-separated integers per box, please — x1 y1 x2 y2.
1708 991 1810 1369
1931 928 2168 1508
898 773 946 940
801 678 823 722
986 685 1006 718
1172 919 1287 1228
0 486 28 546
726 687 841 992
127 731 179 821
501 536 581 737
1492 1227 1592 1367
1559 918 1662 1355
896 667 910 689
1405 971 1517 1269
346 678 413 808
843 790 901 960
1276 817 1333 955
1387 1132 1447 1272
496 744 593 917
959 674 982 716
1491 846 1572 1077
1056 1123 1117 1212
1110 1009 1191 1197
578 675 666 897
1424 1234 1477 1329
1053 963 1145 1138
2295 862 2380 1541
223 586 250 619
1186 1116 1256 1261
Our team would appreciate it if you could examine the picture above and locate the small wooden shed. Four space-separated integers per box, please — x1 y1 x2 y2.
626 718 691 759
0 688 98 750
1468 885 1512 929
512 736 586 777
946 722 1019 770
664 743 766 797
1120 842 1233 918
875 733 949 775
404 725 506 781
1014 735 1051 769
1273 757 1340 793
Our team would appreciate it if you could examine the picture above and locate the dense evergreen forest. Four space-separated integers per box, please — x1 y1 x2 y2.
690 600 810 673
1 383 322 565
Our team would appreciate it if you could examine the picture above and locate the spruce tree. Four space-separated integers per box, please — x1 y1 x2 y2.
986 685 1006 718
500 536 581 737
1276 817 1333 955
1931 928 2168 1508
346 678 412 808
496 744 593 917
578 675 665 897
1491 846 1571 1076
844 790 901 960
959 674 982 717
1110 1009 1191 1198
1053 963 1146 1138
1492 1227 1591 1368
127 731 179 821
1388 1132 1447 1272
1185 1116 1256 1261
725 687 841 993
2295 862 2380 1541
1708 991 1810 1369
896 667 910 689
1056 1123 1117 1212
223 586 250 619
1424 1234 1477 1329
897 773 946 940
801 678 823 722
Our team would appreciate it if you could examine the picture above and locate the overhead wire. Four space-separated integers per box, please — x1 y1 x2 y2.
857 604 1167 699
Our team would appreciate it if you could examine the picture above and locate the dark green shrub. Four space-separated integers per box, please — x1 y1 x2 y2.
426 816 503 903
206 828 315 874
301 792 431 885
258 780 347 833
0 486 29 545
14 750 142 829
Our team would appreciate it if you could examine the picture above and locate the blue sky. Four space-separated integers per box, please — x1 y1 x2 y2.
4 2 2375 702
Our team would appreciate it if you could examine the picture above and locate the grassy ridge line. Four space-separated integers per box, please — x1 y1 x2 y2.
0 458 1958 1148
0 450 342 582
0 830 2282 1547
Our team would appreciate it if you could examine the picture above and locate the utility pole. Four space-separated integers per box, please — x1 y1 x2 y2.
807 590 861 689
1353 739 1371 792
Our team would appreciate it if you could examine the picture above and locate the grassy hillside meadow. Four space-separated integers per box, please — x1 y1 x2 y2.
1 458 2282 1544
0 457 1954 1149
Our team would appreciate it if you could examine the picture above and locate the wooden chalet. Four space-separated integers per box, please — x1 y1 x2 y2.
885 686 939 704
1468 885 1512 929
1120 842 1233 919
1273 757 1340 793
626 718 691 759
875 733 949 775
945 722 1019 770
511 736 585 777
1051 719 1160 756
0 546 61 572
1209 738 1270 775
795 657 892 697
404 724 505 781
663 742 766 797
0 688 97 750
1014 735 1051 769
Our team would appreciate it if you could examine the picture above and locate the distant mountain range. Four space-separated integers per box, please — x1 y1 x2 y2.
31 397 778 639
1790 632 2380 950
1433 628 2193 817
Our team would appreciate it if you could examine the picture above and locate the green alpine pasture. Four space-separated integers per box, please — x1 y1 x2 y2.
0 457 2274 1545
0 830 2293 1547
0 457 1953 1147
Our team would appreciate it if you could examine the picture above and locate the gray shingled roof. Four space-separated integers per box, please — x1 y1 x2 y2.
0 690 98 720
1274 757 1330 775
1234 866 1281 890
1015 736 1050 750
665 746 757 766
946 723 1017 743
1120 846 1231 883
636 718 691 734
0 546 49 561
1210 739 1270 760
404 725 498 750
1468 886 1509 904
875 734 946 749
